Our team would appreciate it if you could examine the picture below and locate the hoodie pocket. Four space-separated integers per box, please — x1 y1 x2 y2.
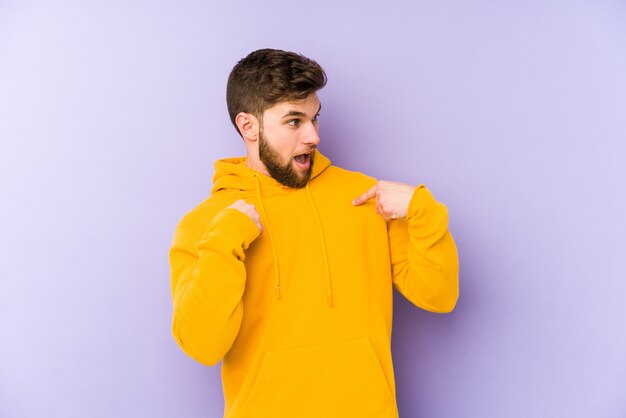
239 338 396 418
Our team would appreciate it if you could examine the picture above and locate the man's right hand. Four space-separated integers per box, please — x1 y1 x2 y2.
228 199 263 233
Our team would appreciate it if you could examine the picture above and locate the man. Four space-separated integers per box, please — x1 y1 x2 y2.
169 48 459 418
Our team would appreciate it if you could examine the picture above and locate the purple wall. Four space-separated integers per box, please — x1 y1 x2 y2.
2 1 625 417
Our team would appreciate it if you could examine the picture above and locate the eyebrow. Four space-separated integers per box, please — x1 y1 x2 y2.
281 104 322 119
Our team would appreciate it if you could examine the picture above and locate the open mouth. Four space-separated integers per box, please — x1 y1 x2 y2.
293 152 312 168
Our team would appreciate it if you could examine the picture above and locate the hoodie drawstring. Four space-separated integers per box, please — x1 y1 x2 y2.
253 175 281 300
306 183 334 307
252 175 334 307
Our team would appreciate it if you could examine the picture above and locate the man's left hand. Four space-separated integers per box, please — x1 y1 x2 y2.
352 180 417 221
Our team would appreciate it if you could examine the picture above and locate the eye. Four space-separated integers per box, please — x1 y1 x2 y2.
312 113 320 123
287 119 300 127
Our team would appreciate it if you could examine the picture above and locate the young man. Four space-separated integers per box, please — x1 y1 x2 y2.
169 49 459 418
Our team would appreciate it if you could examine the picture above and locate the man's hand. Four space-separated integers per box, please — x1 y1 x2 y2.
228 199 263 233
352 180 417 221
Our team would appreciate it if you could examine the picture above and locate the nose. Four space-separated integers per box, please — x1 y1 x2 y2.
302 121 320 146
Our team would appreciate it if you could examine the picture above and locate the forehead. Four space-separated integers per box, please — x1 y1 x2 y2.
265 93 321 117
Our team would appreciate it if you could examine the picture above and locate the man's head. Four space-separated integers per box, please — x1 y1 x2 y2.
227 49 327 188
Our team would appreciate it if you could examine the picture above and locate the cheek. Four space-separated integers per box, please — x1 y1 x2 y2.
270 131 298 153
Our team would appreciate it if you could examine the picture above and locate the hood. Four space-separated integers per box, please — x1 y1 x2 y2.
209 149 335 307
211 149 331 194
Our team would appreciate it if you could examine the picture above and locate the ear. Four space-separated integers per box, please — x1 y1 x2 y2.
235 112 259 142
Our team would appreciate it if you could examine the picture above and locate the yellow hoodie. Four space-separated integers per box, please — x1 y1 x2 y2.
169 151 458 418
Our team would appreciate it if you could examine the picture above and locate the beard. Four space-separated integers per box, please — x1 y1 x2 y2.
258 130 315 189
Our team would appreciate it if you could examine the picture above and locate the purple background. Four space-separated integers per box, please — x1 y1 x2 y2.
2 1 625 417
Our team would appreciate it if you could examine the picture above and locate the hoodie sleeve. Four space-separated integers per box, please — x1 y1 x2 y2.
169 207 261 366
388 185 459 313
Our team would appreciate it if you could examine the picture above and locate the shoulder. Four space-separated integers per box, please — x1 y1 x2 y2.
174 193 237 241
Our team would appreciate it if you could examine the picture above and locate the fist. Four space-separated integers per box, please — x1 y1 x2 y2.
228 199 263 233
352 180 417 222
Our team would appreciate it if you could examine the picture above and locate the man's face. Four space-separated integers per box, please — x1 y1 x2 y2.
257 94 321 188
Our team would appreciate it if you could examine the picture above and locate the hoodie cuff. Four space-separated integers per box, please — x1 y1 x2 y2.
199 207 261 250
406 185 446 222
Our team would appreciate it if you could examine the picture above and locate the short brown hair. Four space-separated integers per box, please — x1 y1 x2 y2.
226 49 327 135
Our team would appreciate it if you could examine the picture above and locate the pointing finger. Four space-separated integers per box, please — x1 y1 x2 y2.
352 185 377 206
